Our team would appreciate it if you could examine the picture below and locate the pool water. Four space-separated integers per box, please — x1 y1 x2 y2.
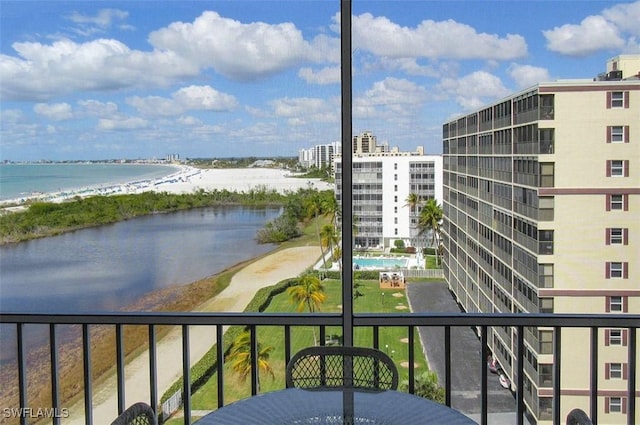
352 256 408 269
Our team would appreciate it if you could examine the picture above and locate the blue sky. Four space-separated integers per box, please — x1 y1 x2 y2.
1 1 639 161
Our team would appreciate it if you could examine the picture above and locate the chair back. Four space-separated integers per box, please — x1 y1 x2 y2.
566 408 593 425
286 346 398 391
111 402 157 425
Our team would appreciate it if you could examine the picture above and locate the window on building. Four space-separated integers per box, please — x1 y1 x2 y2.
607 125 628 143
606 397 624 413
394 185 398 192
606 363 625 380
394 163 398 170
394 174 398 181
606 228 628 245
607 295 626 312
608 91 626 108
394 228 398 235
607 160 628 177
394 206 398 213
394 195 398 203
538 263 554 288
538 196 554 221
539 298 553 313
607 194 627 211
605 329 627 346
394 217 398 224
539 330 553 354
539 162 554 187
538 230 554 255
606 262 628 279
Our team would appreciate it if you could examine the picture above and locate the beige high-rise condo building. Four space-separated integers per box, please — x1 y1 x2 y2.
442 56 639 424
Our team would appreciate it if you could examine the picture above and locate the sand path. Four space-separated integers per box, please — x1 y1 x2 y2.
65 246 321 425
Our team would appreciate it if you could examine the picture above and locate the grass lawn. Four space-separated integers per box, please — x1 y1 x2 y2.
181 278 430 423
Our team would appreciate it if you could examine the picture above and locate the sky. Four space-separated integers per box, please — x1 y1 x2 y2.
1 1 639 162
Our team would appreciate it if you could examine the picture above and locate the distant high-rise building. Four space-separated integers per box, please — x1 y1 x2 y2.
442 56 639 425
335 138 442 249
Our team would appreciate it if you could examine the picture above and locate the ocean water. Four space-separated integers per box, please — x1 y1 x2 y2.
0 163 178 201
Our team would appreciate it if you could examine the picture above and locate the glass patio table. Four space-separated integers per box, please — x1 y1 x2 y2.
196 388 477 424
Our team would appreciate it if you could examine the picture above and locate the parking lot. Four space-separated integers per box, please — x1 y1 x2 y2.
405 281 520 423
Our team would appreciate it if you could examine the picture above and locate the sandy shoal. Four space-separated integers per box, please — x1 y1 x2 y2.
65 245 322 425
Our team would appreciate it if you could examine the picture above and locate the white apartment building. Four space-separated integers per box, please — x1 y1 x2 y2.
298 141 340 170
442 56 639 424
335 136 442 250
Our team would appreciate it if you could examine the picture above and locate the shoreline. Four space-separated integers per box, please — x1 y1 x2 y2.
0 166 332 210
64 245 322 425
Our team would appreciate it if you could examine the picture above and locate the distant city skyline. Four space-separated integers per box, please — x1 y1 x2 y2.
1 1 639 161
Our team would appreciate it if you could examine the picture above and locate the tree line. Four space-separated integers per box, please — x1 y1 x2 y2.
0 187 336 245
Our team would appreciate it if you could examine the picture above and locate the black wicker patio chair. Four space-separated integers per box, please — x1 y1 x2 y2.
286 346 398 392
566 408 594 425
111 402 157 425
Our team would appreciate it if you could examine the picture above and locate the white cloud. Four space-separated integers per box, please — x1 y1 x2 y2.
66 8 130 35
298 66 341 84
438 71 510 110
148 11 311 81
33 102 73 121
98 117 148 131
0 38 198 101
177 115 202 126
77 100 119 117
127 96 178 117
127 85 238 117
173 85 238 111
602 1 640 37
354 77 428 120
543 15 623 56
351 13 527 60
507 64 551 89
270 97 339 126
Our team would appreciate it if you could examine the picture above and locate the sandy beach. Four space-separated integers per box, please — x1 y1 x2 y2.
64 245 323 425
0 166 332 208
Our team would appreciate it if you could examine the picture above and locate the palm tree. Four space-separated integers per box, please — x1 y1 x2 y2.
404 192 421 248
321 193 340 226
305 193 328 273
288 274 327 344
320 223 339 267
226 330 274 389
417 198 444 267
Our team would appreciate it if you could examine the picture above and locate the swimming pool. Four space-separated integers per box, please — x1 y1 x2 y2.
352 256 409 269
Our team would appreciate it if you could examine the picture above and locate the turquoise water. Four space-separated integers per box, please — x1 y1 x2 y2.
353 256 408 269
0 163 178 201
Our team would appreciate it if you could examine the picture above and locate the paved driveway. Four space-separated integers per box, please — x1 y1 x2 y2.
405 281 517 418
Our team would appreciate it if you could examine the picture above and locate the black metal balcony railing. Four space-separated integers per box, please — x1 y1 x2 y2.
1 312 638 425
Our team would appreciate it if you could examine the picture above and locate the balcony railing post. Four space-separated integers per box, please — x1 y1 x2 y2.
182 325 191 425
17 323 27 425
250 325 258 395
628 328 637 425
553 326 561 425
445 326 451 406
82 324 93 425
148 325 158 415
516 326 524 425
408 326 415 394
216 325 224 407
480 326 488 425
590 327 598 424
116 324 125 414
50 324 61 425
